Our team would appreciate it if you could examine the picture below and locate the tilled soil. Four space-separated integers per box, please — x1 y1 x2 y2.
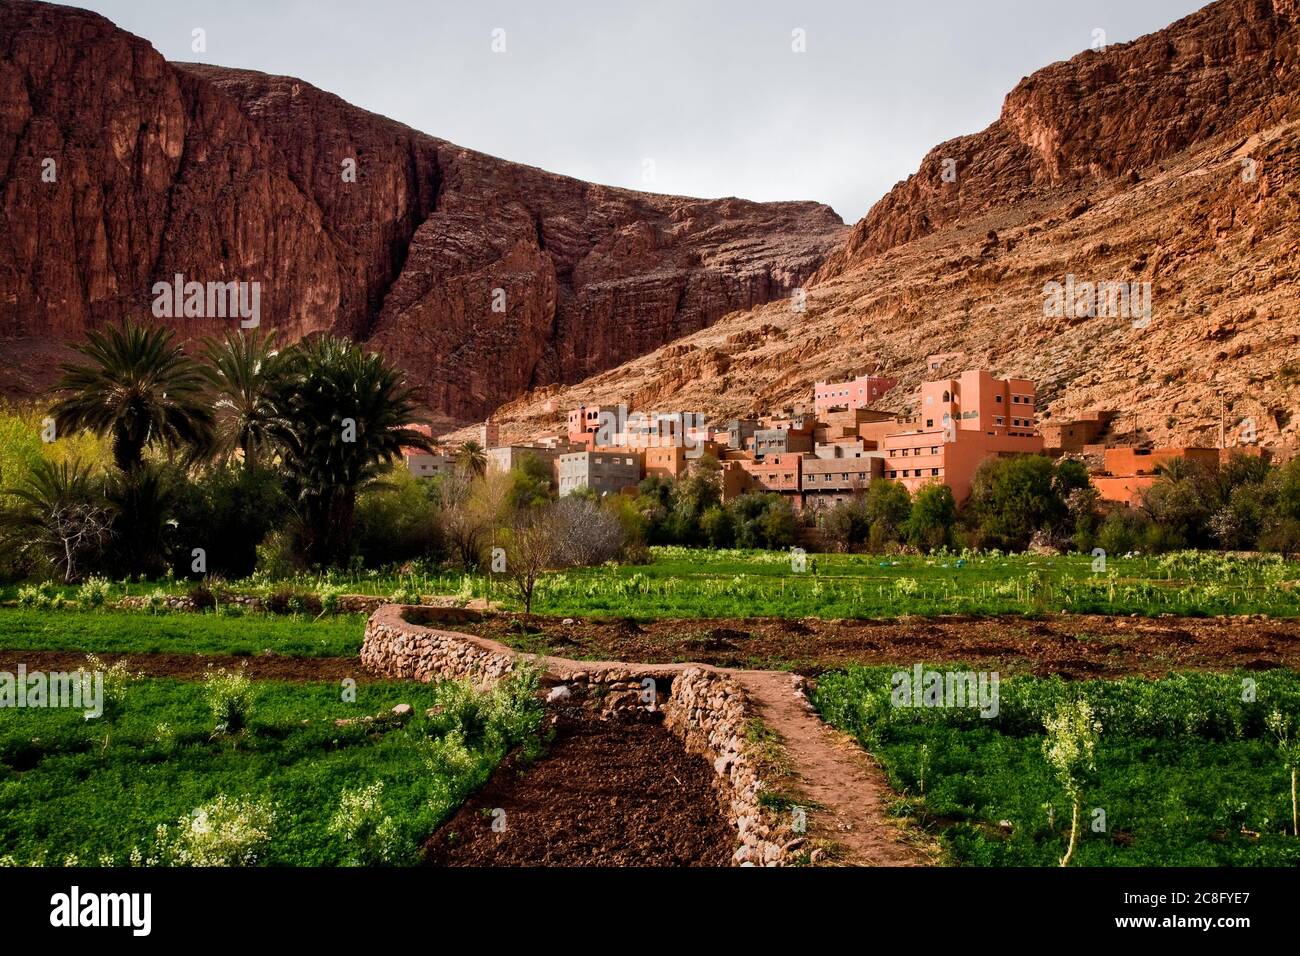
0 649 371 682
423 708 734 867
456 613 1300 677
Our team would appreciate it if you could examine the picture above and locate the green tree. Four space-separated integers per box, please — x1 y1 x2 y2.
906 483 956 552
201 330 288 472
49 322 214 472
965 455 1067 550
864 479 911 551
455 440 488 479
1139 458 1215 549
271 336 430 567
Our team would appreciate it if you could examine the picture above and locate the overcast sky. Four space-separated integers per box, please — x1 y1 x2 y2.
67 0 1206 222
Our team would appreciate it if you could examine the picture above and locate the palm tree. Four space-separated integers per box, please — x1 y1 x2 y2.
202 330 288 472
0 459 112 582
49 322 214 472
456 440 487 478
271 336 431 566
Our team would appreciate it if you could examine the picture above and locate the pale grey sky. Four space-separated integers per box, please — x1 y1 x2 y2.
66 0 1207 222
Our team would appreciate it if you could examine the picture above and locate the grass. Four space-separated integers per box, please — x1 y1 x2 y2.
0 608 365 658
0 672 545 866
813 666 1300 866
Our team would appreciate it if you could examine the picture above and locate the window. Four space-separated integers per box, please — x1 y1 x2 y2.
931 468 939 476
996 395 1003 403
888 470 897 478
942 390 950 402
926 419 933 428
931 446 939 454
858 472 866 480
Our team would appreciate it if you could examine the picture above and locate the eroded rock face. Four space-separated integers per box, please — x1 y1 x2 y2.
476 0 1300 451
0 2 343 342
816 0 1300 278
0 1 845 423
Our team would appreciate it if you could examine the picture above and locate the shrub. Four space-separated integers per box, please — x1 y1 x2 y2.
153 795 275 866
76 575 112 609
328 782 403 865
204 666 255 735
84 653 142 721
1042 698 1101 867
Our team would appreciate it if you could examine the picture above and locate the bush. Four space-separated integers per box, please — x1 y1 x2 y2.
204 666 255 734
152 795 275 867
353 466 445 567
327 782 403 866
76 575 112 609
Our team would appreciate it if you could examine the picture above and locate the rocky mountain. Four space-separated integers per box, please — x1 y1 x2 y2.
479 0 1300 451
0 1 844 425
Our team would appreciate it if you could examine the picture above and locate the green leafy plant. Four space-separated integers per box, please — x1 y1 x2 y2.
1041 698 1101 866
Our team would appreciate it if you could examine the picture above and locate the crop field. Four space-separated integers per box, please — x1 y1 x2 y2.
9 549 1300 623
0 671 544 866
527 548 1300 619
814 667 1300 866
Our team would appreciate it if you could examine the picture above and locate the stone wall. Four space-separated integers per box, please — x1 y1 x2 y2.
360 604 798 865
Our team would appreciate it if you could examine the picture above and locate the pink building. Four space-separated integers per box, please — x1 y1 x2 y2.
814 374 898 417
884 370 1043 502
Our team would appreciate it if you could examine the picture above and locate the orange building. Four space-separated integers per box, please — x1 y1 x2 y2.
1091 447 1221 504
883 371 1044 501
644 445 688 479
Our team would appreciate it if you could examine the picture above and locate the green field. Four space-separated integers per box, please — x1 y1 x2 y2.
0 672 544 866
814 667 1300 866
10 548 1300 624
0 608 365 657
525 548 1300 619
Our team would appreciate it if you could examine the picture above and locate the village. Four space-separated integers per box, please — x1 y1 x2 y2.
409 364 1266 511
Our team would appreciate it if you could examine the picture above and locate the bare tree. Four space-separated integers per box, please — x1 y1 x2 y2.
500 508 560 615
552 496 625 566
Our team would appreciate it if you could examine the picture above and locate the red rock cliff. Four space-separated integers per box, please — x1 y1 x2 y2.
0 1 845 423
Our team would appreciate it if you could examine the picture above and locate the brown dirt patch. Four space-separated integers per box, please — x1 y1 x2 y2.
0 649 369 682
454 613 1300 677
423 707 733 866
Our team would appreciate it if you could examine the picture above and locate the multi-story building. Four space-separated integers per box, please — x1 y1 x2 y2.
555 449 643 497
801 457 883 507
566 405 616 446
753 425 815 458
883 371 1044 501
1090 446 1221 505
725 418 761 450
735 453 804 506
644 445 688 479
404 450 455 479
813 374 898 417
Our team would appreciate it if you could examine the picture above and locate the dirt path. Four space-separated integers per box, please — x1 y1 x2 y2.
736 669 929 866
